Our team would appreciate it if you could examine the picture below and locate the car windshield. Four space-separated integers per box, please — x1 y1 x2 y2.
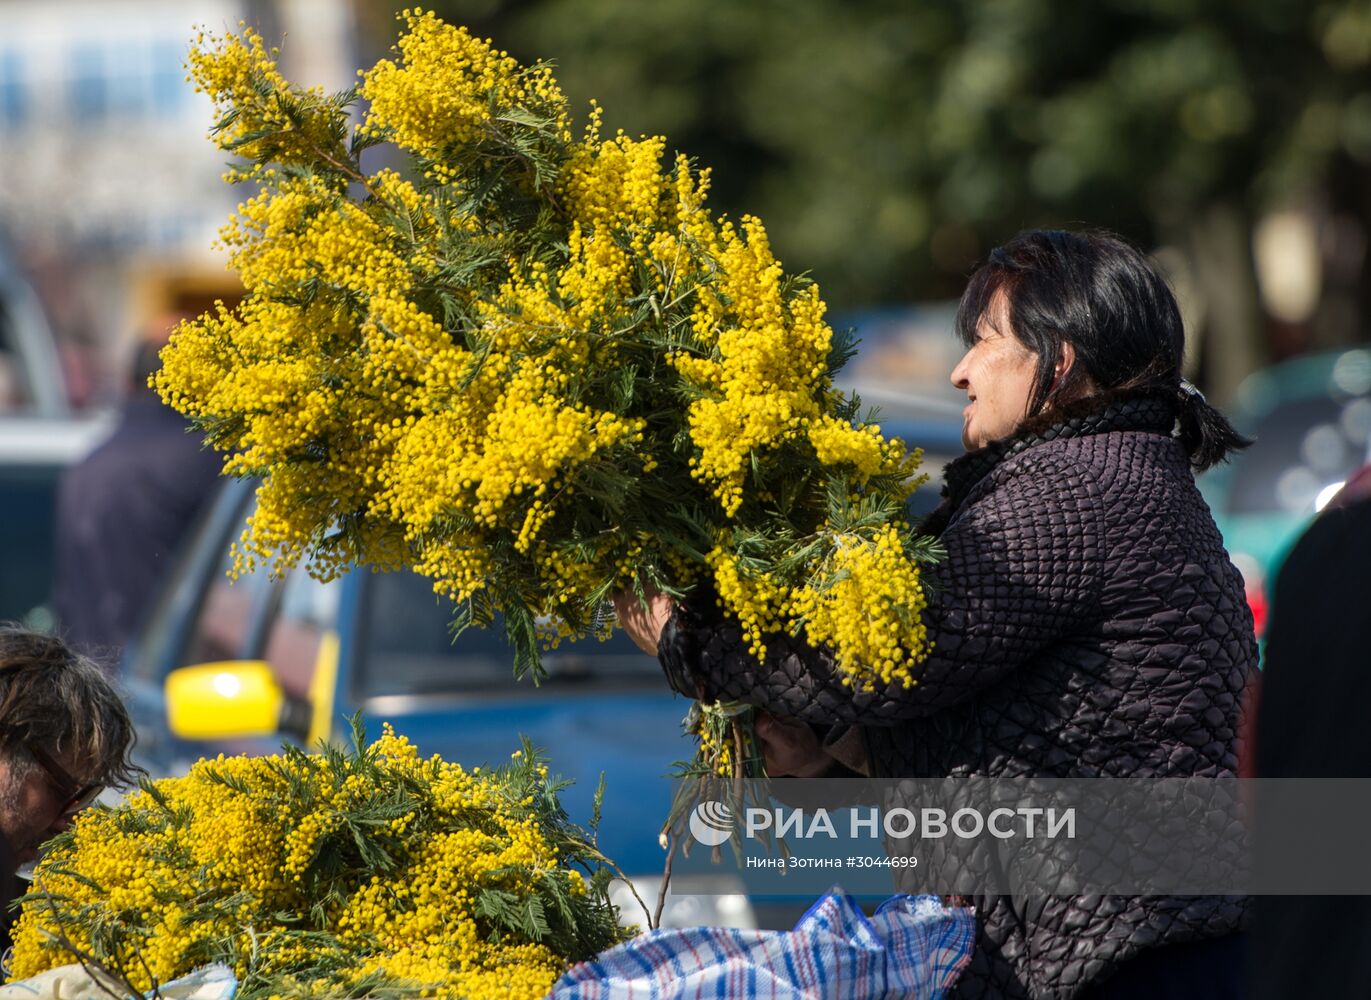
1226 394 1371 515
351 569 661 700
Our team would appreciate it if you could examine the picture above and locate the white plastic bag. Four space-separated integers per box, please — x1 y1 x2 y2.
0 962 235 1000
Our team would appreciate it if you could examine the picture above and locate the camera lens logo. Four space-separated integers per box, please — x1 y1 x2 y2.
688 800 734 847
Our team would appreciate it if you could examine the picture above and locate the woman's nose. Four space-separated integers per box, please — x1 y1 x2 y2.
950 351 971 390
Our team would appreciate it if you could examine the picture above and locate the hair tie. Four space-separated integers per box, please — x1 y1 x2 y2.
1178 378 1206 403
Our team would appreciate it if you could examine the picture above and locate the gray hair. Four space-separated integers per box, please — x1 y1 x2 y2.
0 625 142 790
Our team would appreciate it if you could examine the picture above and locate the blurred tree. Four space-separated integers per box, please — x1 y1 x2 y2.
356 0 1371 397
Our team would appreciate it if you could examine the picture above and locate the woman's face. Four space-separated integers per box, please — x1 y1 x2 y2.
950 290 1040 451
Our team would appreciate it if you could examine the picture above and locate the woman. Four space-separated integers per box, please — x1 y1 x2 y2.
617 230 1256 999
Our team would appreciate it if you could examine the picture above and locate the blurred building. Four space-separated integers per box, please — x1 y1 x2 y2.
0 0 357 404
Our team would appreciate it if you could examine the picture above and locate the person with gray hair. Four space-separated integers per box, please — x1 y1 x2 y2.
0 625 141 950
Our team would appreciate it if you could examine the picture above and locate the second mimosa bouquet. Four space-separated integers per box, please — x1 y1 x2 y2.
160 12 937 759
9 726 626 998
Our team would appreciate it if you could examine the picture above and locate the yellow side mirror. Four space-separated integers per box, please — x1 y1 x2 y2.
165 661 309 741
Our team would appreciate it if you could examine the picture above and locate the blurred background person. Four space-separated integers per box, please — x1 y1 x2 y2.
50 317 223 667
1250 446 1371 999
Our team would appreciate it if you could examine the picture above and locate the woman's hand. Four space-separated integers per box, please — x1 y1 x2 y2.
612 584 675 657
755 712 833 777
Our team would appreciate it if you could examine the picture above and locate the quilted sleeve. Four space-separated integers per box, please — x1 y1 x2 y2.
658 449 1107 723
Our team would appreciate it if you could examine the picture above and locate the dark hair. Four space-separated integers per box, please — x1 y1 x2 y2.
955 229 1249 470
0 625 143 790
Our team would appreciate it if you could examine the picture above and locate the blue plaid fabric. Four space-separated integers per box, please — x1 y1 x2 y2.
548 888 975 999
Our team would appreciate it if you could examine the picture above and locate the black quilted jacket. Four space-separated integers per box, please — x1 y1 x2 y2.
658 392 1256 999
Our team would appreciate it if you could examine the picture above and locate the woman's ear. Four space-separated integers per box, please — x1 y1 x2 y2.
1048 342 1077 396
1055 342 1076 380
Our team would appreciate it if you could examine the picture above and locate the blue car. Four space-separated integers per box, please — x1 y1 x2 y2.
122 476 751 927
124 395 962 930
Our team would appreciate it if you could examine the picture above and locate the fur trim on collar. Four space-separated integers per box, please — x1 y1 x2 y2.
1012 385 1177 439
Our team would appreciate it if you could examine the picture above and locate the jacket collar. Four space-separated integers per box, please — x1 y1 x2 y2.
923 389 1176 532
